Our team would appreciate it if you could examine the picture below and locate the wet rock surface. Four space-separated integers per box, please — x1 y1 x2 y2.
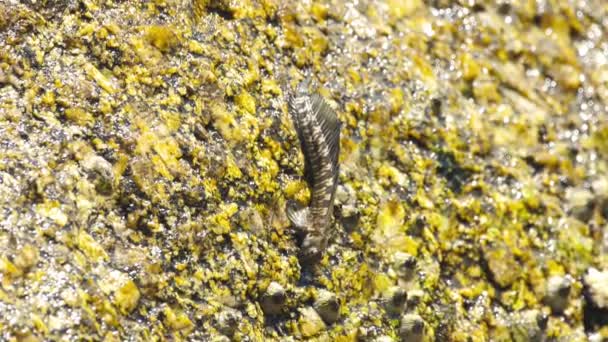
0 0 608 340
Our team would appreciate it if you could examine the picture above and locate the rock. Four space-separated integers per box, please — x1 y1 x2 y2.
508 309 547 342
481 241 521 288
216 308 242 337
260 282 286 315
373 336 395 342
298 306 326 338
313 289 340 324
13 244 39 272
80 154 114 195
399 314 425 342
162 306 194 332
114 280 141 315
543 275 571 314
99 270 141 315
584 268 608 309
592 176 608 199
381 286 407 315
336 184 360 230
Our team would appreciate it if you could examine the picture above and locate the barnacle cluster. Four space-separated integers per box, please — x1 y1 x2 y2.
0 0 607 340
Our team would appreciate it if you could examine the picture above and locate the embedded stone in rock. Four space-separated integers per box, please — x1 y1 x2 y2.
260 281 286 315
80 154 115 195
13 244 39 272
481 241 521 288
217 308 242 337
313 289 340 324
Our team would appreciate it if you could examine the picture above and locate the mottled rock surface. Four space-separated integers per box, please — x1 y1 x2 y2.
1 0 608 340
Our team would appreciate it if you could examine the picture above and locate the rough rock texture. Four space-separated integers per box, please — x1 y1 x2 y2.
0 0 607 340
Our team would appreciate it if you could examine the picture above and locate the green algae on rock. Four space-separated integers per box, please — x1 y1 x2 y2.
0 0 607 341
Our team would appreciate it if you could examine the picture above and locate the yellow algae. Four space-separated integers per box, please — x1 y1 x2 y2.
163 306 194 331
236 90 256 115
84 63 118 94
76 231 109 262
35 201 68 227
114 280 140 314
460 52 481 81
209 203 239 235
387 0 422 20
65 107 95 126
261 79 281 96
144 25 179 52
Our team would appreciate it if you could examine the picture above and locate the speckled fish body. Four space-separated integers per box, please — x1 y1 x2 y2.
287 82 341 261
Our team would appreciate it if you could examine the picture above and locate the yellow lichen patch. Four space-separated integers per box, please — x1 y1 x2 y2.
35 200 68 227
284 179 310 204
0 257 22 280
224 155 243 180
187 39 206 55
388 87 404 115
13 244 39 271
261 79 281 96
473 78 501 103
144 25 180 52
372 199 418 255
310 3 328 22
114 280 140 314
163 306 193 332
377 163 408 187
84 63 118 94
98 270 140 317
152 137 182 176
387 0 422 21
284 24 304 49
209 203 239 235
411 55 437 92
460 52 481 81
76 231 109 262
298 307 326 338
236 90 256 115
65 107 95 126
373 273 393 293
210 102 247 144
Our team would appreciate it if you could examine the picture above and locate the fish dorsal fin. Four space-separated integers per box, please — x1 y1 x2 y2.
310 94 341 170
286 200 310 229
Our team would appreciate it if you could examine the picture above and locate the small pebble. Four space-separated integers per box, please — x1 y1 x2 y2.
217 308 241 337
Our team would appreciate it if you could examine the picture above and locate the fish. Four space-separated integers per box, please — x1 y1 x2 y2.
286 81 341 262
